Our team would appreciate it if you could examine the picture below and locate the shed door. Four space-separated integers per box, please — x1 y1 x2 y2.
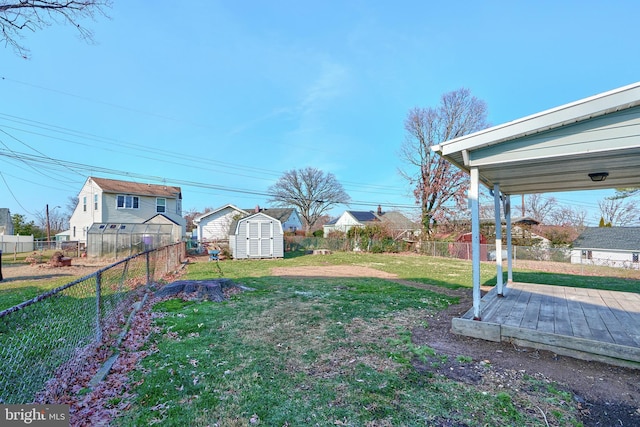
246 220 274 257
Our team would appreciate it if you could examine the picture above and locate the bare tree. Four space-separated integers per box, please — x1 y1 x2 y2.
65 195 78 216
0 1 111 57
399 88 489 235
525 193 558 223
268 167 350 234
548 205 587 227
34 205 67 234
598 197 640 226
613 187 640 199
183 207 201 233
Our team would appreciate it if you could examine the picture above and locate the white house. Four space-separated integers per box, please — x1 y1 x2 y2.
245 206 303 233
229 212 284 259
0 208 13 235
67 177 187 249
194 204 248 242
571 227 640 269
324 210 380 235
195 205 303 243
324 206 419 239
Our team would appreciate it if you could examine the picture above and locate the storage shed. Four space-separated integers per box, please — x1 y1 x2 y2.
229 212 284 259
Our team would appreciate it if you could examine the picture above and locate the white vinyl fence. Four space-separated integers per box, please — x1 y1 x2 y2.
0 235 35 254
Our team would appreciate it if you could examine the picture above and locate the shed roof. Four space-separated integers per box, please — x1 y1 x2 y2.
432 82 640 195
573 227 640 251
229 212 283 236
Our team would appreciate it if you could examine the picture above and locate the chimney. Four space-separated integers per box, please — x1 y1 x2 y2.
255 205 260 213
377 205 382 215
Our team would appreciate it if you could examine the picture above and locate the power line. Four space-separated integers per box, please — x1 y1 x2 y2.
0 114 413 199
0 172 34 215
0 148 421 210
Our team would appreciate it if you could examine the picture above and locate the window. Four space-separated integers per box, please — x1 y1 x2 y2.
94 194 98 210
633 253 639 263
156 198 166 213
73 226 76 238
83 196 87 212
176 198 182 215
588 250 593 260
117 195 139 209
581 250 593 260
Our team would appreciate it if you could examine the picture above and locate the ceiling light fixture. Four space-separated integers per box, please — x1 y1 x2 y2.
588 172 609 182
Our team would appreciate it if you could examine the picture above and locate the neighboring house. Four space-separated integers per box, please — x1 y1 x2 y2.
194 205 303 242
0 208 13 235
67 177 187 250
229 212 284 259
0 208 32 253
194 204 249 242
571 227 640 268
244 206 303 233
324 206 419 239
323 210 380 235
377 209 420 241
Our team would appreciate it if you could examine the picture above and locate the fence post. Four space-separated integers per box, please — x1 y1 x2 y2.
146 251 151 287
95 271 102 342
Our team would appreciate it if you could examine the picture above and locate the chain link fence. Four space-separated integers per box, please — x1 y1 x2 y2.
285 236 640 271
285 236 574 264
0 242 186 404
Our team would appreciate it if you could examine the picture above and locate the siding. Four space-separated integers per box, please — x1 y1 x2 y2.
198 207 242 241
232 213 283 259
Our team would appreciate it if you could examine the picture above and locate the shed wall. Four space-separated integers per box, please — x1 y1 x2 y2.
232 213 283 259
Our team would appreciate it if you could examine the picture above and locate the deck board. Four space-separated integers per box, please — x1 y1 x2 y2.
453 282 640 368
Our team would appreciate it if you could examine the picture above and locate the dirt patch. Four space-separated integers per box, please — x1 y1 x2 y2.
0 261 112 283
271 265 398 279
271 264 640 427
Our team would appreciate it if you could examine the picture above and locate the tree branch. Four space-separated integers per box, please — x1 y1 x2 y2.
0 0 111 57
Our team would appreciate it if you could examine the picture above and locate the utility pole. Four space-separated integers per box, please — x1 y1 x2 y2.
46 204 51 249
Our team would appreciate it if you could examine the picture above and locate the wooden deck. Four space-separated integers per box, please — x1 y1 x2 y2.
452 282 640 369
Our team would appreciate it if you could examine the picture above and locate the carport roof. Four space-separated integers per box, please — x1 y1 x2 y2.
432 82 640 195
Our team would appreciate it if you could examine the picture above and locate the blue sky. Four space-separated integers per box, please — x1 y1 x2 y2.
1 0 639 226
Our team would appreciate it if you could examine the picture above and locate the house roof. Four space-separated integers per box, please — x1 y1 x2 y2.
144 214 181 226
325 217 338 226
194 204 247 223
89 177 182 198
431 82 640 195
573 227 640 251
245 207 296 223
478 216 540 226
348 211 379 222
377 211 418 230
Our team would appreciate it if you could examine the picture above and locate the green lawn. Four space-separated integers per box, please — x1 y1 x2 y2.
110 252 613 426
0 251 86 311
